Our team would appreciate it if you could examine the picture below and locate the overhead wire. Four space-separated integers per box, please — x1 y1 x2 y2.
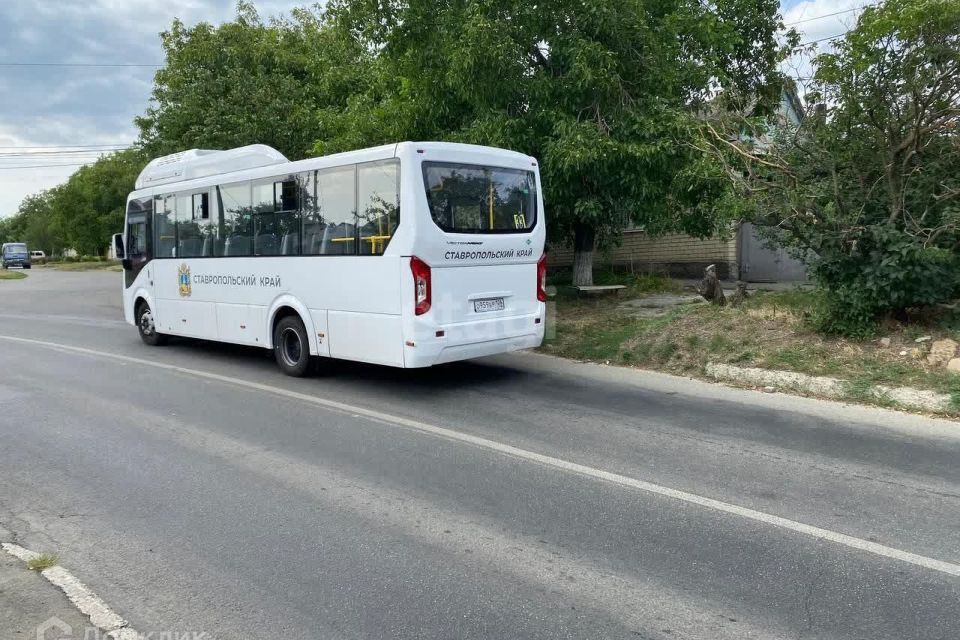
0 143 133 149
0 162 95 170
0 62 161 68
784 4 877 27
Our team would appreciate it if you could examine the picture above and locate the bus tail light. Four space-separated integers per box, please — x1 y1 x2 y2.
537 254 548 302
411 256 432 315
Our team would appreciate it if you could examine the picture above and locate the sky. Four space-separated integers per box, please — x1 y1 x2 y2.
0 0 873 218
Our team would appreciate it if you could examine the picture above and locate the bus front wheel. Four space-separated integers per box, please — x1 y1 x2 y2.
273 315 311 377
136 302 167 346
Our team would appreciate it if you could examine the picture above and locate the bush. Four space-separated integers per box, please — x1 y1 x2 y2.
62 256 78 263
812 225 958 336
80 255 99 262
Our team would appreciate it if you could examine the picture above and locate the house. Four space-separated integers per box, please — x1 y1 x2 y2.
548 85 807 282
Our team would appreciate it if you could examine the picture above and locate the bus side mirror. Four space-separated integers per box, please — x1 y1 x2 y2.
113 233 129 269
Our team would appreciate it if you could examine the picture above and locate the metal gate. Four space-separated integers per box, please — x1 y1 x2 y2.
738 223 808 282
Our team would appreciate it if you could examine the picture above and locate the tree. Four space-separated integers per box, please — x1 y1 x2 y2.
1 149 145 258
1 193 63 256
705 0 960 334
8 2 371 258
50 148 147 256
320 0 790 285
0 211 28 247
136 1 370 161
18 191 65 256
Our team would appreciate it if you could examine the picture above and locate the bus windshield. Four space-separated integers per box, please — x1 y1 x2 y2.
3 243 27 254
423 162 537 234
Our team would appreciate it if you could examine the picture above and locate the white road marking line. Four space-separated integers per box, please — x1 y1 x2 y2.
2 541 39 562
2 542 138 636
3 333 960 579
43 565 128 631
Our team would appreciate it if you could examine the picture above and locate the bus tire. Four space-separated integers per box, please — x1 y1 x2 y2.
136 301 167 346
273 315 311 377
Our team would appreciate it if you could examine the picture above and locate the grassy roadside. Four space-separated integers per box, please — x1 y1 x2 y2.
0 270 27 280
40 261 122 272
541 274 960 414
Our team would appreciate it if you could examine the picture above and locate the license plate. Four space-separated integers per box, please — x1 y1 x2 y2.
474 298 505 313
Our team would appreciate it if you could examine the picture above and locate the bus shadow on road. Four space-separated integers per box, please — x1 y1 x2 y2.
159 336 529 393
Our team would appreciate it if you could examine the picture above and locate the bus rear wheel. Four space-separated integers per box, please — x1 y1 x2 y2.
273 315 311 377
136 301 167 346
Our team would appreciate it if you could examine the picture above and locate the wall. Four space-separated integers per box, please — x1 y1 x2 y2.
548 229 739 279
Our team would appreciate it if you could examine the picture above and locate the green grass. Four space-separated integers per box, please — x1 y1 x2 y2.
27 554 58 571
764 344 842 375
0 270 27 280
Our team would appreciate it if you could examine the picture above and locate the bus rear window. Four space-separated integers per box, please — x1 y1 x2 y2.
423 162 537 234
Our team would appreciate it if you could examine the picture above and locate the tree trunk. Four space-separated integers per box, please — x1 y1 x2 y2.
572 223 595 287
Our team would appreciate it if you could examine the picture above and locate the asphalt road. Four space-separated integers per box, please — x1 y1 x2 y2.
0 268 958 639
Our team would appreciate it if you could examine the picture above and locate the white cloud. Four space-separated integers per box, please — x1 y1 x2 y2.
0 118 136 216
780 0 874 99
0 0 309 218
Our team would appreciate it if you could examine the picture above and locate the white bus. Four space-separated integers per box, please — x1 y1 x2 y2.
114 142 547 376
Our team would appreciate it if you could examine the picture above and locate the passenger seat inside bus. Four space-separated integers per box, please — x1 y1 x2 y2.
224 235 250 256
201 236 217 257
307 232 322 255
179 238 202 257
280 232 299 255
256 233 278 256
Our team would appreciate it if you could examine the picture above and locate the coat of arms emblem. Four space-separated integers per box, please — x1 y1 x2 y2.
178 263 191 297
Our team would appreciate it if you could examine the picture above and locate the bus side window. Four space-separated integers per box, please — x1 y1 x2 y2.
127 218 146 257
176 192 204 258
220 182 253 257
295 172 316 255
307 165 356 256
357 160 399 256
251 177 299 256
154 194 177 258
126 197 152 259
252 180 279 255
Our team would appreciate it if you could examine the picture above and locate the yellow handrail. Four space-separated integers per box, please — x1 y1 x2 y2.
488 181 494 230
330 235 392 254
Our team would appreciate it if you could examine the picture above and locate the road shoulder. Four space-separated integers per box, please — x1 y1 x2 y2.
504 350 960 440
0 545 92 639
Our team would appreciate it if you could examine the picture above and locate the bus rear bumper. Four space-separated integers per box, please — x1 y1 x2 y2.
404 311 545 367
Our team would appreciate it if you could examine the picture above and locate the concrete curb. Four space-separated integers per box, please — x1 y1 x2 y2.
705 363 954 414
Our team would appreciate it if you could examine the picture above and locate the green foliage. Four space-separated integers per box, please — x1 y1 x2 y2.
1 149 144 257
811 226 958 336
322 0 791 256
8 0 792 280
7 2 366 255
137 2 369 160
709 0 960 335
54 149 146 256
